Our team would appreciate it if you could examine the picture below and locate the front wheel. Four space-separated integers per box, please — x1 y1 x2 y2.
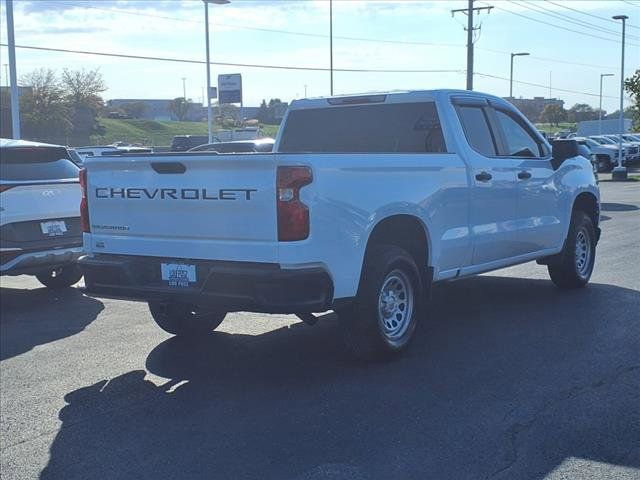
340 245 423 360
548 211 596 289
36 264 83 289
148 301 226 337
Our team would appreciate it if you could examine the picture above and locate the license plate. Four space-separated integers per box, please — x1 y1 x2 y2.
40 220 67 237
161 263 196 287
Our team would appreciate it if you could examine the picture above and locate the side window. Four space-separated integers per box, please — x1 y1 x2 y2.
495 110 545 157
456 106 497 156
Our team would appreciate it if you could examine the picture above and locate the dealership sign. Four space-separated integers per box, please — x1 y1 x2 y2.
218 74 242 104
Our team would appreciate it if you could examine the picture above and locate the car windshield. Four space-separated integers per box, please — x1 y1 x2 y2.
595 137 615 145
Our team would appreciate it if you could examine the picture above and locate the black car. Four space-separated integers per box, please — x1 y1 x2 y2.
187 138 275 153
170 135 213 152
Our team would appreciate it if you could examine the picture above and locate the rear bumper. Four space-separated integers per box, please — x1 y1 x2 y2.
0 246 83 276
79 254 334 314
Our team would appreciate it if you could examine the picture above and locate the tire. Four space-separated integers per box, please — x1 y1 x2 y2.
148 301 226 337
596 156 612 173
340 244 423 360
35 264 83 289
548 211 596 289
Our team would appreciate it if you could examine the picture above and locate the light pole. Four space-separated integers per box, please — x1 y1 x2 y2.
204 0 230 144
181 77 187 100
329 0 333 96
612 14 628 180
598 73 614 135
6 0 20 139
509 52 529 98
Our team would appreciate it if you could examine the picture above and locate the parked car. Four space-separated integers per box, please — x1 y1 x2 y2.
67 148 85 167
75 146 120 158
588 136 627 166
0 139 84 288
187 138 275 153
170 135 212 152
80 90 599 360
573 137 619 172
599 135 640 162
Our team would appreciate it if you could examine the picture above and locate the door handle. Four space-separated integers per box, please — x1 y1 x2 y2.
517 171 532 180
475 171 492 182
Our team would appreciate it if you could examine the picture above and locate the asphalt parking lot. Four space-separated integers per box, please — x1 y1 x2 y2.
1 177 639 480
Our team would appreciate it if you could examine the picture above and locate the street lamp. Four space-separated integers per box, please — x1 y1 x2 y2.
204 0 230 144
612 15 628 180
598 73 614 135
509 52 529 98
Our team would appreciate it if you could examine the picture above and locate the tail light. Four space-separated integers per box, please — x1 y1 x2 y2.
79 168 90 233
277 166 312 241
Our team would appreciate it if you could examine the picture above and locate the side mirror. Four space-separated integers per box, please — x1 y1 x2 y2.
551 139 579 170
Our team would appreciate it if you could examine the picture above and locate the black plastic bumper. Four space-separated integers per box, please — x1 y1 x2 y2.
79 254 334 314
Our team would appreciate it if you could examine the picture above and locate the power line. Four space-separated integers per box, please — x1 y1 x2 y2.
0 42 465 74
483 1 640 46
511 0 640 41
53 1 464 48
475 72 621 99
40 0 619 71
544 0 640 31
0 42 616 101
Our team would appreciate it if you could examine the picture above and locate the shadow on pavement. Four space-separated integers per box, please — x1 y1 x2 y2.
41 276 640 480
0 286 104 361
600 203 639 212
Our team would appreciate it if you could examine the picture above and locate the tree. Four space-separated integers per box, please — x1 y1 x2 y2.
169 97 190 121
257 99 268 123
624 68 640 130
120 101 147 119
541 104 567 126
61 68 106 111
19 68 72 142
567 103 596 123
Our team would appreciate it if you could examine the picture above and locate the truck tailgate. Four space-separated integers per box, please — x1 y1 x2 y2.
84 154 278 262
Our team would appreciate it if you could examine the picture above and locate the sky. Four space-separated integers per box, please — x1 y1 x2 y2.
0 0 638 112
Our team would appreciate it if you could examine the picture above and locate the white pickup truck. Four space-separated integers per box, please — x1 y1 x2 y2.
80 89 600 359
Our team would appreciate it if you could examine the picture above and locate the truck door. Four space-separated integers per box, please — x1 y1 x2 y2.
453 98 520 265
490 106 564 255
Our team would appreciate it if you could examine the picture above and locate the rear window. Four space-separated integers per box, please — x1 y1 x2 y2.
0 147 79 181
279 102 447 153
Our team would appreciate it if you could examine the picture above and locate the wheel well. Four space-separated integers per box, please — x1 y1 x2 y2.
365 215 429 270
573 192 599 227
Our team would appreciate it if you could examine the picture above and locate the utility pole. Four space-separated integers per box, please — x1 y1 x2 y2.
304 84 308 98
452 0 493 91
181 77 187 100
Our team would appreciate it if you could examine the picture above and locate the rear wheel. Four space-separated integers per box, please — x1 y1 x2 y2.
148 301 226 337
340 245 423 360
35 264 83 289
548 211 596 289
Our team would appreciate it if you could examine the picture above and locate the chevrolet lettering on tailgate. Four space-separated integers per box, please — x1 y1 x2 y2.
95 187 257 200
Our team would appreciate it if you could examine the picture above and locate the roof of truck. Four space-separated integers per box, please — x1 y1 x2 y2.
289 89 508 110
